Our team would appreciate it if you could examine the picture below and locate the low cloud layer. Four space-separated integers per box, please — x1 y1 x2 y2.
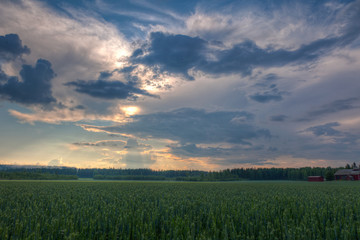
85 108 271 145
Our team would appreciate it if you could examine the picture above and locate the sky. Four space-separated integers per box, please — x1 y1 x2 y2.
0 0 360 170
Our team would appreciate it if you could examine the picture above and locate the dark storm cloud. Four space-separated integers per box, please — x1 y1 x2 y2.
0 34 56 105
306 98 359 118
65 79 159 100
269 115 288 122
0 34 30 61
89 108 271 145
132 32 207 80
0 59 56 105
305 122 342 136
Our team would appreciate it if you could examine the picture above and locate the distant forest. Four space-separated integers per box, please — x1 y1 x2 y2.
1 164 357 181
0 171 78 180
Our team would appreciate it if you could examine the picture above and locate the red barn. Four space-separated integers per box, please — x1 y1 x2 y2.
335 169 360 180
308 176 324 182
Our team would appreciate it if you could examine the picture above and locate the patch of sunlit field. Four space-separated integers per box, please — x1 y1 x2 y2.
1 181 360 239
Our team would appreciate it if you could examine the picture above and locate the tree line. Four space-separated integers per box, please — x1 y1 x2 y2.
0 171 78 180
0 164 348 181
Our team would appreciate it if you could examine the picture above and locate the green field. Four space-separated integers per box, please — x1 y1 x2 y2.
1 181 360 239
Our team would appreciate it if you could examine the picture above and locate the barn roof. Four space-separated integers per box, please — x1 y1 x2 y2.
335 169 360 176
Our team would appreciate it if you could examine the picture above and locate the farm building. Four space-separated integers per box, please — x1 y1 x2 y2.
334 169 360 180
308 176 324 182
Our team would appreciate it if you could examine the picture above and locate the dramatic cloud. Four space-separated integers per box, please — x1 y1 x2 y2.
65 79 158 100
85 108 271 145
0 59 56 105
0 33 56 105
132 32 207 80
131 10 360 79
1 0 360 169
0 33 30 61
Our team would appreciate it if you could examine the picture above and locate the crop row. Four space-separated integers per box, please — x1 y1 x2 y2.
1 181 360 239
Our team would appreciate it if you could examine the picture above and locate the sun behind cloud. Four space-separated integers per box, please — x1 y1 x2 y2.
122 106 140 116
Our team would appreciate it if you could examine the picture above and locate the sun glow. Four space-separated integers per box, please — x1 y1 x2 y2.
122 106 140 116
